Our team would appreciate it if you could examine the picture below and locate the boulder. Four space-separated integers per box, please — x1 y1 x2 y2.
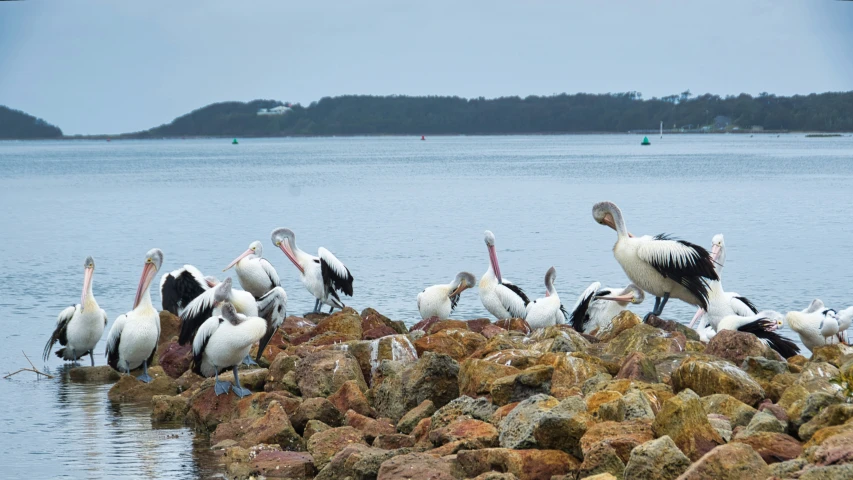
264 353 300 393
186 385 243 432
796 465 853 480
672 357 765 406
213 367 268 393
623 436 691 480
231 390 301 420
314 444 405 480
465 318 492 333
577 442 625 480
597 388 655 422
294 349 367 398
494 318 532 334
429 418 498 448
175 369 205 392
376 452 456 480
291 307 363 345
396 400 436 434
151 394 190 423
799 404 853 441
107 367 179 404
328 379 376 417
490 365 554 406
499 394 590 458
304 419 331 442
541 353 609 396
425 319 469 335
767 459 809 479
707 414 733 442
68 365 121 383
586 391 623 418
810 343 853 367
481 349 542 369
705 329 783 364
364 326 397 340
430 396 497 430
459 358 520 398
737 410 786 438
615 352 660 383
699 394 758 428
373 434 415 450
652 389 724 461
361 307 407 335
480 324 509 339
225 448 316 480
491 402 520 425
372 352 460 422
603 324 686 357
675 443 770 480
455 448 581 480
281 316 317 336
344 409 396 443
414 329 486 361
741 356 788 383
290 397 343 434
345 335 419 385
580 420 655 464
594 310 642 342
784 390 843 433
527 326 591 354
805 428 853 467
804 422 853 449
645 315 701 342
469 474 519 480
307 426 368 471
158 311 181 343
411 417 432 447
732 432 802 464
211 400 304 450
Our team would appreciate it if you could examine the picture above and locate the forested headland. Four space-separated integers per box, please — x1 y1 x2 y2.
0 105 63 139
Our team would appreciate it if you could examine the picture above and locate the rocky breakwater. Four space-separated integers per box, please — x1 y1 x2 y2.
75 307 853 479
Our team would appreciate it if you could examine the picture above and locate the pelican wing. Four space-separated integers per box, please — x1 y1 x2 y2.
731 295 758 316
191 316 222 375
105 313 127 370
838 306 853 327
496 281 529 318
570 282 600 333
160 265 208 315
803 299 825 314
43 305 77 361
737 318 800 359
101 309 108 326
256 287 287 362
319 247 354 297
637 235 719 310
259 258 281 289
179 287 218 345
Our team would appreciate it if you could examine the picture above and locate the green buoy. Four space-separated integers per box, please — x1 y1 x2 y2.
641 136 651 146
232 138 239 145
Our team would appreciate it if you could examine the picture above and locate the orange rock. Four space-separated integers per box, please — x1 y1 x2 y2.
291 307 363 345
492 402 520 424
344 409 395 442
586 391 623 417
328 379 376 417
306 426 368 471
581 420 655 463
459 358 520 398
428 418 498 448
211 400 304 450
732 432 802 464
455 448 581 480
494 318 532 334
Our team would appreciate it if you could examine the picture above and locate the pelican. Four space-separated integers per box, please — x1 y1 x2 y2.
479 230 529 320
417 272 476 320
223 240 281 299
43 256 108 366
717 310 800 358
569 282 644 334
271 228 353 315
836 306 852 344
592 201 718 321
160 265 212 315
524 267 568 330
106 249 163 383
785 301 840 352
192 302 271 398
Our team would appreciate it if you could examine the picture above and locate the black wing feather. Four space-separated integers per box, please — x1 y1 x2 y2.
737 319 801 359
106 332 121 370
179 303 216 346
450 293 461 312
43 306 74 361
501 282 530 306
161 270 207 315
570 294 594 333
734 296 759 314
321 258 354 297
647 236 719 310
191 318 221 375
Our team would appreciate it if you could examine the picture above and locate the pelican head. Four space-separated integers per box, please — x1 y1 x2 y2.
213 277 232 305
711 234 725 266
544 267 557 296
483 230 501 283
134 248 164 309
271 227 303 273
449 272 476 297
596 283 645 305
223 240 262 272
592 201 633 238
82 255 95 306
220 301 239 324
203 276 219 288
757 310 784 330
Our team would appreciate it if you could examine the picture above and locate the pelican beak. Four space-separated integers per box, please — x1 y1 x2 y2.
488 244 502 283
278 239 304 274
711 244 722 263
449 282 470 298
133 262 157 309
81 266 94 307
601 213 617 231
688 308 705 328
596 293 635 303
223 249 253 272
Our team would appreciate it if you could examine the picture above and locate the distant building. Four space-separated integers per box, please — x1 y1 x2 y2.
714 115 732 129
258 105 291 116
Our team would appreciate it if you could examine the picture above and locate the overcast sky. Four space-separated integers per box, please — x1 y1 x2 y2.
1 1 852 135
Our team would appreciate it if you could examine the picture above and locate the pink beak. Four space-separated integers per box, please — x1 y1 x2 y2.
133 262 156 309
488 244 502 283
711 244 721 263
224 248 253 272
81 266 94 307
689 308 706 328
278 239 304 274
597 293 635 303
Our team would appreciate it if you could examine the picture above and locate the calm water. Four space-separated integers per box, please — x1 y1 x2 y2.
1 134 852 478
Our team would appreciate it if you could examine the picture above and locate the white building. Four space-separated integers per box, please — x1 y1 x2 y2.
257 105 291 116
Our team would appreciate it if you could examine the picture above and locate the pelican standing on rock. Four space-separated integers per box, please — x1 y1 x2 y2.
592 201 719 321
106 249 163 383
43 256 108 366
569 282 644 334
524 267 568 330
417 272 476 320
160 265 212 315
717 310 800 358
192 302 271 398
836 306 852 344
223 241 281 299
785 301 840 352
479 231 529 320
271 228 353 315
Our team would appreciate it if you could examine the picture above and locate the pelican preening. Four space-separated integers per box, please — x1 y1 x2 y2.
223 241 281 299
569 282 645 334
717 310 800 358
592 201 719 322
524 267 568 330
479 231 530 320
106 249 163 383
417 272 476 320
271 228 353 315
43 256 108 366
192 302 271 397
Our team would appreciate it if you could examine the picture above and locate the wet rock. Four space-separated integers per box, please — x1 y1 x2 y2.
732 432 802 464
494 318 532 334
577 442 625 480
652 389 724 461
499 394 590 457
581 420 655 464
68 365 121 383
186 385 242 432
603 324 686 357
304 419 331 442
623 436 691 480
705 329 783 364
430 396 497 430
699 393 758 428
107 367 178 404
345 409 396 443
490 365 553 406
594 310 642 342
291 397 343 434
373 433 415 450
799 404 853 441
707 414 732 442
456 448 580 480
291 307 363 345
672 357 765 406
307 426 368 471
615 351 660 383
151 394 190 423
396 399 435 434
295 349 367 398
459 358 519 398
676 443 769 480
212 400 304 450
372 352 459 422
737 410 786 438
226 448 316 480
175 369 204 392
645 315 701 342
328 379 376 417
315 444 405 480
429 418 498 448
810 343 853 367
263 353 299 392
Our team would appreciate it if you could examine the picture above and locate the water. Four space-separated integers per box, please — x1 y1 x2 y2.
1 134 852 477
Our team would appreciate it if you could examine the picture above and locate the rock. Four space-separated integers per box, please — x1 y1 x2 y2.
804 422 853 449
672 357 765 406
373 433 415 449
586 391 623 418
157 341 192 378
494 318 532 334
212 400 304 451
469 474 519 480
577 442 625 480
344 335 419 385
186 385 242 432
361 307 407 335
705 329 783 364
699 394 758 428
307 426 368 471
499 394 590 458
785 391 843 433
68 365 121 383
295 349 368 398
757 400 789 422
364 326 398 340
623 436 691 480
465 318 492 333
291 397 343 434
767 459 809 479
107 367 178 403
541 353 609 396
481 349 542 369
424 319 469 335
227 449 316 480
396 400 436 434
603 323 686 357
527 326 591 354
281 315 317 336
598 388 655 422
411 417 432 447
213 367 268 393
314 444 405 480
707 414 733 442
373 353 459 423
292 307 363 345
175 369 205 392
151 394 190 423
264 353 300 392
159 311 181 344
231 391 301 420
731 432 802 464
675 443 769 480
616 352 660 383
595 311 642 341
414 329 486 361
376 452 456 480
795 361 841 388
304 419 331 442
645 315 701 342
492 402 520 425
430 396 497 430
429 418 498 448
480 324 509 339
652 389 724 461
797 465 853 480
741 356 788 383
805 428 853 467
490 365 553 406
579 475 618 480
345 410 396 443
810 343 853 367
328 379 376 417
737 410 786 438
581 420 655 464
459 358 520 398
799 404 853 441
455 448 581 480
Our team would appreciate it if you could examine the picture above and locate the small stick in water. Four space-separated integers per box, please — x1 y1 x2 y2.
3 351 55 379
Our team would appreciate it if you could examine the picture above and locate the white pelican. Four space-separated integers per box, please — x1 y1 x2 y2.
524 267 568 330
223 240 281 299
160 265 213 315
717 310 800 358
592 201 719 321
271 228 353 315
479 230 529 320
569 282 644 334
417 272 476 320
192 302 271 398
785 301 840 352
106 249 164 382
43 256 108 366
836 306 852 343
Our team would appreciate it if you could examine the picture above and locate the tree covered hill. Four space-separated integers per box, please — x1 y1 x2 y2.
126 91 853 138
0 105 63 139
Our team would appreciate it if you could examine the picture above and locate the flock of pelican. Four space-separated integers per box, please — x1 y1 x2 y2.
43 202 851 397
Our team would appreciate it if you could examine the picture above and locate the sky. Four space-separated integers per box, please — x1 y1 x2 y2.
1 1 852 135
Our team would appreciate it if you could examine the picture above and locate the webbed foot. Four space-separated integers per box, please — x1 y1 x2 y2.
242 355 258 366
137 373 153 383
214 380 232 396
232 386 252 398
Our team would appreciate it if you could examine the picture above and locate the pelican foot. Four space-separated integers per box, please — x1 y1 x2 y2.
232 386 252 398
643 312 654 323
137 373 153 383
214 380 232 396
241 355 258 367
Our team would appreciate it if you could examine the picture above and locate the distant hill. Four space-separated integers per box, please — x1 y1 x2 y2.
0 105 63 139
123 91 853 138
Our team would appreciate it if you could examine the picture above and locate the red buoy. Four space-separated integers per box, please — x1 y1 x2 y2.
421 135 425 141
